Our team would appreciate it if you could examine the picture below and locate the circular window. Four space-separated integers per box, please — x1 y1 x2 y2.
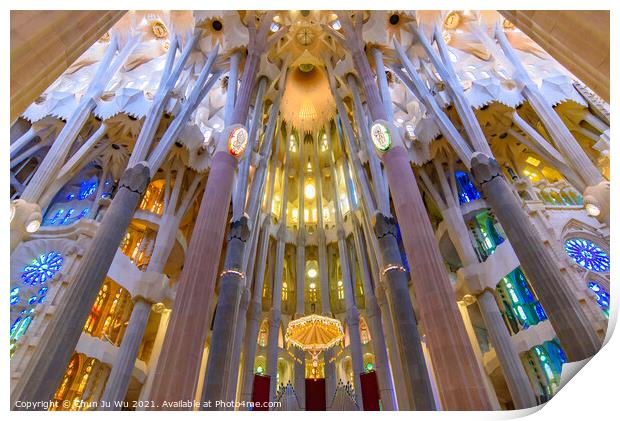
21 251 64 286
564 238 609 272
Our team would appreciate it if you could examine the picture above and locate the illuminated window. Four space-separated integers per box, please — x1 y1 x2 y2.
496 268 546 334
359 317 371 344
78 180 98 200
337 280 344 300
282 282 288 301
83 280 132 345
139 182 165 215
525 156 541 167
564 238 609 272
21 251 64 287
455 171 480 204
258 319 269 347
525 340 566 402
588 281 610 317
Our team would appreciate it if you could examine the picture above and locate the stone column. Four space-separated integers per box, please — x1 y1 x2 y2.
470 153 601 361
138 308 170 403
477 290 537 409
226 283 251 403
239 152 280 406
312 137 337 405
351 216 396 410
375 280 410 410
147 152 238 408
372 214 437 410
224 51 241 127
427 163 538 409
100 298 152 408
201 217 251 406
11 164 150 409
381 146 492 410
238 221 270 407
293 137 306 406
326 154 363 407
371 48 394 122
267 155 290 404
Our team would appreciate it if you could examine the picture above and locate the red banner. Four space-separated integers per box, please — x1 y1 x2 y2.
251 374 270 411
360 370 381 411
305 378 326 411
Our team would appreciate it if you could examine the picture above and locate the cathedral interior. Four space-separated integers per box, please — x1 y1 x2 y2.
9 10 611 411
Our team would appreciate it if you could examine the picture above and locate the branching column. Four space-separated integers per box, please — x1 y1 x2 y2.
471 154 601 361
10 164 150 409
149 16 280 404
419 160 537 409
202 76 272 407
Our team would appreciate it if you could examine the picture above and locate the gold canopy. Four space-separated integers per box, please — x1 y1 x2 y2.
285 314 344 355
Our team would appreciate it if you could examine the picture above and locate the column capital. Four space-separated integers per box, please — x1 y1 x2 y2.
372 212 398 239
227 215 251 243
120 162 151 195
470 153 503 189
131 271 168 304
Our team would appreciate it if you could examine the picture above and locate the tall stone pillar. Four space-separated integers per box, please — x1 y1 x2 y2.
137 307 170 403
267 154 290 404
292 137 306 406
327 154 363 407
470 153 601 361
351 216 397 410
380 145 492 410
477 290 537 409
11 164 150 409
201 217 251 406
147 152 238 408
375 280 410 410
372 214 437 410
100 298 152 408
239 145 280 407
238 222 270 407
312 137 337 406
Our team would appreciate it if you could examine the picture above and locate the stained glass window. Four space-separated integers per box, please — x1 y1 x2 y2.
21 251 64 286
564 238 610 272
588 281 610 317
497 267 546 334
455 171 481 204
10 287 20 305
78 180 98 200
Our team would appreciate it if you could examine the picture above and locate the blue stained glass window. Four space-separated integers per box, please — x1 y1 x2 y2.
10 296 19 305
564 238 610 272
455 171 481 204
78 180 98 200
49 209 64 225
60 208 75 225
66 192 75 201
588 281 610 317
21 252 64 286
